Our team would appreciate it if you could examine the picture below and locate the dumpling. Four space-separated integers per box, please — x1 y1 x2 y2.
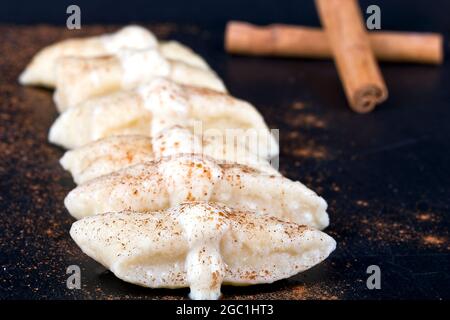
61 127 278 184
19 25 211 88
70 201 336 300
64 154 329 229
159 40 210 70
53 48 226 110
60 135 154 184
49 90 151 149
49 78 279 161
19 25 157 88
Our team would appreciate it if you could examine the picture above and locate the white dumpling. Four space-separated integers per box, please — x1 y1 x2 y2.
19 25 157 87
19 25 211 88
49 79 279 161
61 126 278 184
60 135 154 184
49 90 151 149
65 154 329 229
53 48 226 110
70 201 336 300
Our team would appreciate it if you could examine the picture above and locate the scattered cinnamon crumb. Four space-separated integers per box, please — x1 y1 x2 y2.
291 101 306 110
284 113 326 128
291 146 327 159
331 183 340 192
359 219 415 243
284 138 328 160
422 235 447 247
417 213 431 221
291 284 339 300
291 285 305 297
356 200 369 207
303 114 326 128
416 213 439 223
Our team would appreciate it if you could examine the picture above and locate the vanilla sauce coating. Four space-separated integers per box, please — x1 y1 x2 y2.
100 25 158 53
117 49 171 88
177 204 228 300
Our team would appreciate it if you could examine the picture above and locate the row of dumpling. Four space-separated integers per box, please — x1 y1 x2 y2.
20 25 336 300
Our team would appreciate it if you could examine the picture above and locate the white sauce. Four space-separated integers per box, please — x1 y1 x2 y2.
117 49 171 88
137 78 191 135
176 204 228 300
100 25 158 53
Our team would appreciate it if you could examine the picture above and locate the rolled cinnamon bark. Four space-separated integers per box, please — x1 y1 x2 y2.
315 0 388 113
225 22 443 65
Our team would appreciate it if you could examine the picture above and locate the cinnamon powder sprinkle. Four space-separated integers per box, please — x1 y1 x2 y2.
422 235 447 247
291 101 307 111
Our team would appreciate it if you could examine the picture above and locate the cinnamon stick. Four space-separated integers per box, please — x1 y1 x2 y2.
315 0 388 113
226 21 443 65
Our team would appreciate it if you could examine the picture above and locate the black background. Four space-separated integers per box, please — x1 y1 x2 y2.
0 0 449 300
1 0 449 32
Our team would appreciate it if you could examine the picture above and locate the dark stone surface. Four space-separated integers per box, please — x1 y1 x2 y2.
0 23 449 300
